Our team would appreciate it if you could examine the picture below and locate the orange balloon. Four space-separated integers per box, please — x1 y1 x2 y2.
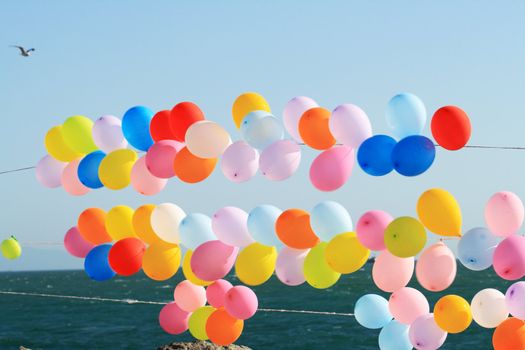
298 107 335 150
493 318 525 350
77 208 112 244
132 204 161 245
206 308 244 346
275 209 320 249
173 147 217 183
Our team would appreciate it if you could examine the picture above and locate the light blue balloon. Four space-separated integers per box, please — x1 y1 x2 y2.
240 110 284 150
458 227 500 271
122 106 154 151
379 320 412 350
310 201 353 242
178 213 216 250
385 92 426 140
247 205 283 248
354 294 392 329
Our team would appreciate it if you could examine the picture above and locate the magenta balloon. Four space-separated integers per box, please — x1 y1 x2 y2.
283 96 319 142
64 226 95 258
275 247 309 286
372 250 414 292
485 191 524 237
130 156 167 195
409 313 447 350
173 280 207 312
61 159 90 196
158 302 190 335
389 287 430 325
329 104 372 148
145 140 184 178
356 210 393 251
505 281 525 319
212 207 254 247
92 115 128 153
206 279 233 308
259 140 301 181
416 242 457 292
221 141 259 183
35 155 67 188
190 240 239 281
309 146 354 192
493 235 525 280
225 285 259 320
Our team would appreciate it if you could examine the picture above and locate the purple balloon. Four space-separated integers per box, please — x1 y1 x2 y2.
190 240 239 281
505 281 525 320
35 155 67 188
92 115 128 153
259 140 301 181
283 96 319 142
64 226 95 258
221 141 259 183
212 207 254 247
329 104 372 148
309 146 354 191
409 313 447 350
145 140 184 178
275 247 309 286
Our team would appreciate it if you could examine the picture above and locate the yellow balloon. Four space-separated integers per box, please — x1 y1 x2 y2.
44 125 83 162
62 115 98 154
304 242 341 289
132 204 161 244
189 306 216 340
98 149 138 190
384 216 427 258
434 294 472 333
325 232 370 274
231 92 271 128
417 188 462 237
182 249 213 287
235 242 277 286
105 205 137 241
142 241 181 281
1 236 22 260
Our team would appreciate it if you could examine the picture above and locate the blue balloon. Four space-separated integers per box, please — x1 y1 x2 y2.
354 294 392 329
77 151 105 188
240 110 284 150
385 92 426 140
247 205 283 247
310 201 353 242
179 213 216 250
84 244 115 281
458 227 500 271
379 320 412 350
357 135 397 176
391 135 435 176
122 106 154 151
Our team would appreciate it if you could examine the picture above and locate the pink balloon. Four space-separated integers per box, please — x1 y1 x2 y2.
63 226 95 258
221 141 259 183
145 140 184 178
190 240 239 281
35 155 67 188
493 235 525 280
275 247 309 286
158 302 190 335
225 285 258 320
329 104 372 148
372 250 414 292
173 280 207 312
61 159 90 196
416 242 457 292
283 96 319 142
409 313 447 350
485 191 524 237
309 146 354 192
357 210 393 251
212 207 254 247
389 287 430 325
259 140 301 181
505 281 525 319
206 279 233 308
130 156 167 195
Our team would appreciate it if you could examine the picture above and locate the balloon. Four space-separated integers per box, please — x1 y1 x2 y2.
170 102 206 142
45 125 83 162
132 204 161 245
384 216 427 258
309 146 355 191
150 203 186 244
108 237 145 276
206 308 244 346
105 205 137 241
225 286 258 320
372 250 414 292
235 243 277 286
276 209 319 249
130 156 167 195
275 247 309 286
471 288 509 328
493 235 525 280
325 232 370 274
84 244 115 281
145 140 184 178
240 110 283 150
121 106 154 151
173 147 217 183
392 135 435 176
142 242 181 281
179 213 216 250
457 227 500 271
221 141 259 183
185 121 232 159
206 279 233 308
92 115 128 153
232 92 271 128
379 320 412 350
492 317 525 350
191 240 238 281
389 287 430 325
431 106 471 150
247 205 283 247
77 208 112 244
298 107 335 150
98 149 138 190
259 140 301 181
283 96 319 142
150 110 176 141
174 280 207 312
212 207 254 247
356 210 393 251
417 188 462 237
485 191 524 237
62 115 98 154
1 236 21 260
158 302 190 335
434 295 472 333
77 151 105 189
354 294 392 329
408 314 447 350
385 92 426 139
416 242 457 292
506 281 525 320
188 306 215 340
182 250 213 287
303 242 341 289
310 201 353 242
61 159 90 196
357 135 397 176
35 155 66 188
329 104 372 148
64 227 95 258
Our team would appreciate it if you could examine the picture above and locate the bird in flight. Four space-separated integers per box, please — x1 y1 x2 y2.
10 45 35 57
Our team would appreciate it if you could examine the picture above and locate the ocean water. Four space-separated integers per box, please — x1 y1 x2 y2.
0 264 515 350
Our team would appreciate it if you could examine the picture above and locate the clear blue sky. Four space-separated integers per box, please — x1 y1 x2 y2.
1 1 524 271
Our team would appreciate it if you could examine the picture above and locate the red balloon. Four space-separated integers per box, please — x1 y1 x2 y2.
150 110 176 141
108 237 146 276
431 106 471 150
170 102 205 142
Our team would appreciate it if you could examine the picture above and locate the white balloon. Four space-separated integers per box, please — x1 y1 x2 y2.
151 203 186 244
185 121 232 158
92 115 128 153
471 288 509 328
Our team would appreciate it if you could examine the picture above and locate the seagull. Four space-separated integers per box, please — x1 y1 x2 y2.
10 45 35 57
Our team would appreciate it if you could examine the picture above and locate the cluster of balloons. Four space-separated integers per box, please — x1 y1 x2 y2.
1 236 22 260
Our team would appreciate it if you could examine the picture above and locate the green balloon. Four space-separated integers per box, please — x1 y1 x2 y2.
384 216 427 258
62 115 98 154
188 306 215 340
1 236 22 260
303 242 341 289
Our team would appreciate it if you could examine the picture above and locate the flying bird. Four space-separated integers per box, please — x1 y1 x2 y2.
10 45 35 57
